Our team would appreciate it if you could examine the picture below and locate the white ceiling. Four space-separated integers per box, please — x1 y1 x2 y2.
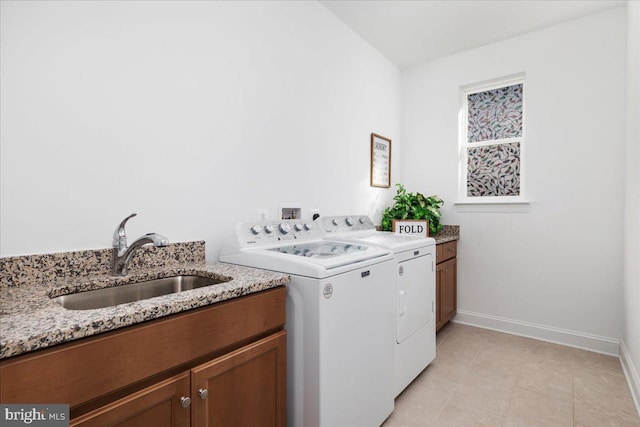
319 0 626 69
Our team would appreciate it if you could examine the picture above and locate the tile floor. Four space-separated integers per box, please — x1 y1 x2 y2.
383 322 640 427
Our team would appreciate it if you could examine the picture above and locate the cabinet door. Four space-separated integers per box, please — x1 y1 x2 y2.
441 258 457 322
70 372 190 427
435 263 444 330
192 331 286 427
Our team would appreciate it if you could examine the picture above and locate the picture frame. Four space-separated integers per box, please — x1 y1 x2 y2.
370 133 392 188
392 219 429 237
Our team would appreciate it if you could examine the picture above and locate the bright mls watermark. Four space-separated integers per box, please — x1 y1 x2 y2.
0 405 68 426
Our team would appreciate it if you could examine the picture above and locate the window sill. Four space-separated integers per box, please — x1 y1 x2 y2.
454 200 531 213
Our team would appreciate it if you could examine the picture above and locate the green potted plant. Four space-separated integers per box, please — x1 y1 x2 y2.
381 184 444 235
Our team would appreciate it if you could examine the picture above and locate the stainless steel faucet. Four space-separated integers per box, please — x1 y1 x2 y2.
111 213 169 276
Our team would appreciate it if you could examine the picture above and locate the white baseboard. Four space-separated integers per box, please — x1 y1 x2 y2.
620 341 640 417
454 309 620 356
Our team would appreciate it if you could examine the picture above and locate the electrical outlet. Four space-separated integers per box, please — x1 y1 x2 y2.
257 209 268 221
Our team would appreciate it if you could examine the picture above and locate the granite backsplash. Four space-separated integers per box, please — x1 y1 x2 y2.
0 241 206 288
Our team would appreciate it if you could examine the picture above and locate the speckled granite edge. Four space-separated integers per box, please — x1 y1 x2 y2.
0 241 205 288
433 225 460 244
0 262 289 359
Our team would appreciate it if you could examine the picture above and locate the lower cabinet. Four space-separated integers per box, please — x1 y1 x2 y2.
192 331 286 427
71 372 191 427
0 287 287 427
71 331 287 427
436 240 458 331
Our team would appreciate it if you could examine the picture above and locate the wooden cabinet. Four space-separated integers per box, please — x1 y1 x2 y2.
192 331 286 427
436 241 457 331
71 372 191 427
0 287 287 427
71 331 286 427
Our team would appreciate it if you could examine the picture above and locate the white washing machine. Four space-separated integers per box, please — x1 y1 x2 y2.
219 219 396 427
318 215 436 397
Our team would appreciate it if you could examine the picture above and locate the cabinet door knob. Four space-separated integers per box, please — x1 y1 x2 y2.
180 396 192 408
198 388 209 400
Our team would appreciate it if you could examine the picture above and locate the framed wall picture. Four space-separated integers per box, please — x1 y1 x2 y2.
370 133 392 188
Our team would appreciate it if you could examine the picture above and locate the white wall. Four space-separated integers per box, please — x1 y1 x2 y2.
623 0 640 406
402 8 627 351
0 1 401 258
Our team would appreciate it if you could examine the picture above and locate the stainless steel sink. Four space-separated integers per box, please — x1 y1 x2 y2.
52 275 229 310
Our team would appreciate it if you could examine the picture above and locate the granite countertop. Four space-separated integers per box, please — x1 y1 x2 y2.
433 225 460 244
0 262 289 360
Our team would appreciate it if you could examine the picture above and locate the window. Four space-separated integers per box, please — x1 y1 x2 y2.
458 74 527 208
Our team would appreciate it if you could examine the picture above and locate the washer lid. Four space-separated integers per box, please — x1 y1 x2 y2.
268 241 369 259
264 240 390 271
222 240 392 278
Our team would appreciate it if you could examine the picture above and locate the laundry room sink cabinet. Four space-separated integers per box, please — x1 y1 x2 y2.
0 287 287 427
436 241 457 330
71 331 286 427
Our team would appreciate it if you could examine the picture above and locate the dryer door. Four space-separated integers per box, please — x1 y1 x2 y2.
397 254 434 344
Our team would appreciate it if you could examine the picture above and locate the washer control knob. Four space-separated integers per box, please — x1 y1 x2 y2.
304 223 312 231
250 225 261 235
294 223 303 232
345 217 355 226
332 219 339 226
279 223 291 234
359 217 365 224
264 225 274 234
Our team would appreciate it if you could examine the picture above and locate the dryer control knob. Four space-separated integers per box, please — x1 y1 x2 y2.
345 217 355 226
250 225 261 235
331 219 339 226
359 217 365 224
294 223 303 232
264 225 274 234
304 223 313 231
279 223 291 234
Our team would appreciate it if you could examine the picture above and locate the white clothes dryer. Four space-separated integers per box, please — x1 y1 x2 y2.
318 215 436 397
